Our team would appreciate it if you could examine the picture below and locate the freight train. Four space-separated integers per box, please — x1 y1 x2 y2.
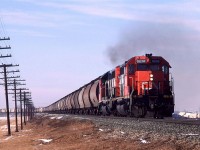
40 54 174 118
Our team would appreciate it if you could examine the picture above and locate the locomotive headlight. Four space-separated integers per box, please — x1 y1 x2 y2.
150 74 153 81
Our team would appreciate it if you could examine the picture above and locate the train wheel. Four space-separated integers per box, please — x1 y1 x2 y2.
142 106 147 118
154 108 164 119
132 106 146 118
132 106 142 118
82 110 84 114
113 109 118 116
87 109 90 115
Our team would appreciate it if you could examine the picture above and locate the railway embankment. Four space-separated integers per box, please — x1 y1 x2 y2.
0 113 199 150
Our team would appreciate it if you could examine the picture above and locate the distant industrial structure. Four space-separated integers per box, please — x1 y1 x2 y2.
174 111 200 119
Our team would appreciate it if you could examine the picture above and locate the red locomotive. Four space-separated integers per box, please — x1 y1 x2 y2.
42 54 174 118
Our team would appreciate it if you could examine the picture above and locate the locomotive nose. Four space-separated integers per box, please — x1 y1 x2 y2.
136 71 152 81
136 71 165 95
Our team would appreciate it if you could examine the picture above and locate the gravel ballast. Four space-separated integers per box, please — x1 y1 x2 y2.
38 113 200 148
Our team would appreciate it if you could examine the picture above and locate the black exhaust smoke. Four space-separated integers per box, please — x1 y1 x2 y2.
105 23 200 111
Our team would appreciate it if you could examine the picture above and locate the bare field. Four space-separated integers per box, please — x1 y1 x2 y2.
0 115 199 150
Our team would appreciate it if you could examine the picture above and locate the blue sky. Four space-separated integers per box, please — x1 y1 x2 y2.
0 0 200 112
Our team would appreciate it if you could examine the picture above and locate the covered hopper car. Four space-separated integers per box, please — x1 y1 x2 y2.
42 54 174 118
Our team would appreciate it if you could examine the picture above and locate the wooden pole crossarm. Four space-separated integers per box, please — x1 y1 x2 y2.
0 64 19 68
0 54 11 57
0 46 11 50
0 70 19 74
0 76 20 80
0 37 10 40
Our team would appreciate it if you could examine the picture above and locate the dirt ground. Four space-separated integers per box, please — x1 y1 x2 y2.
0 116 199 150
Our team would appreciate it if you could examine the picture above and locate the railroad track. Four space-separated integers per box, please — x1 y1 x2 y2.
45 113 200 126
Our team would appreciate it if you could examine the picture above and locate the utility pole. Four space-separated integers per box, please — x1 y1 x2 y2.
12 79 25 132
14 89 28 129
14 79 18 132
30 105 34 120
23 92 32 123
4 64 11 135
24 91 26 125
20 89 23 129
26 102 33 121
8 80 26 131
0 64 19 136
9 87 28 131
18 88 29 130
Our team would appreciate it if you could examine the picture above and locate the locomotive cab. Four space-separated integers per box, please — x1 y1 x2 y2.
129 54 174 118
134 54 172 96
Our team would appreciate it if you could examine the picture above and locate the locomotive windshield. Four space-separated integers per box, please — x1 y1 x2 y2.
149 64 159 71
137 64 159 71
162 66 169 74
137 64 148 70
128 64 135 74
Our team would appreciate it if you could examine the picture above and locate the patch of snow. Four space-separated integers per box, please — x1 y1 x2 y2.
99 128 104 132
0 117 7 120
57 116 63 119
74 117 85 119
1 125 8 131
50 117 55 119
139 138 149 144
38 139 53 143
74 116 91 120
4 136 13 141
22 129 32 132
181 133 199 136
1 125 15 128
120 131 125 134
1 125 7 129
